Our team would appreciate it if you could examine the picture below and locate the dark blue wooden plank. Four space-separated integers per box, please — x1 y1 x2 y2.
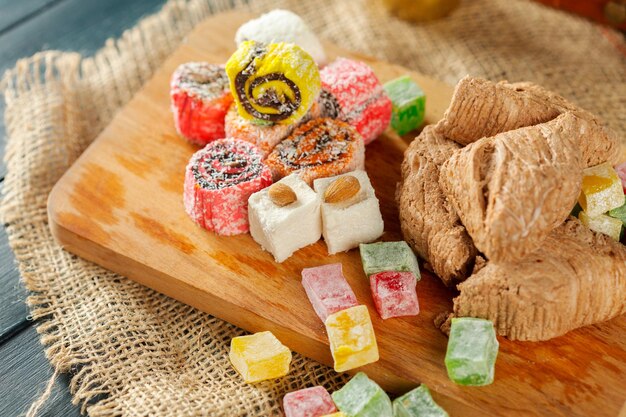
0 0 169 179
0 0 64 35
0 325 81 417
0 181 30 343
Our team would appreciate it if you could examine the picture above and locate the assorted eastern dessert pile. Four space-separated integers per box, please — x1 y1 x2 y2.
168 9 626 417
398 76 626 342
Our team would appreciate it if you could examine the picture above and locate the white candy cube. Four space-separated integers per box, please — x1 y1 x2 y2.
314 170 384 254
248 174 322 262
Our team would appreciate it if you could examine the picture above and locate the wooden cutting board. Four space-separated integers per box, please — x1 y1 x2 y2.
47 11 626 417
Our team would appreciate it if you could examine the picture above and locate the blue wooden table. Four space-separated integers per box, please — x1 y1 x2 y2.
0 1 169 415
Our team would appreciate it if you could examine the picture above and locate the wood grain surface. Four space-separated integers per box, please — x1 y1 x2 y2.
47 11 626 417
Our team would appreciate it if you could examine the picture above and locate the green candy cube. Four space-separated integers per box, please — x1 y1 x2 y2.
445 318 499 386
393 385 449 417
383 75 426 136
609 201 626 227
332 372 392 417
359 241 421 280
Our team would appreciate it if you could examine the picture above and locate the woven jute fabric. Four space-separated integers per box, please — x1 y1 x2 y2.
1 0 624 415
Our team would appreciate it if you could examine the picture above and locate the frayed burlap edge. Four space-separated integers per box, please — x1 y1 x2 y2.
1 0 625 415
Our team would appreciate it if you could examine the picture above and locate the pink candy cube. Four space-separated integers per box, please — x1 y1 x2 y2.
283 386 337 417
302 263 358 322
616 162 626 194
370 271 420 320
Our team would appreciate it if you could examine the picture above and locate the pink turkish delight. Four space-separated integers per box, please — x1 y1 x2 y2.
370 271 419 320
283 386 337 417
318 58 392 145
301 263 358 322
183 138 272 235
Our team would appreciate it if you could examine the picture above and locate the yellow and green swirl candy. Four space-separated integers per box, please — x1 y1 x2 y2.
225 41 320 125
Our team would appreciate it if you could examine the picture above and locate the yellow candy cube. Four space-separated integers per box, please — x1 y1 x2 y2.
322 413 347 417
579 211 623 241
229 331 292 383
325 305 379 372
578 163 625 217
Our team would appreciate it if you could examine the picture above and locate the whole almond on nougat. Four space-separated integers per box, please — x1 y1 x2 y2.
268 183 297 207
324 175 361 203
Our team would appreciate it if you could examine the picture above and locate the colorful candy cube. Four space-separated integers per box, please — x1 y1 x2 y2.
392 385 449 417
359 241 421 279
229 331 292 383
578 162 625 217
325 306 379 372
370 271 420 320
283 386 337 417
383 76 426 136
616 161 626 194
331 372 392 417
319 58 392 144
301 263 359 322
579 211 623 241
609 201 626 226
313 171 384 254
445 318 499 386
248 174 322 263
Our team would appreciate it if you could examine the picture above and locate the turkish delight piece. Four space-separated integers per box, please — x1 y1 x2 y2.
229 331 291 383
170 62 233 146
266 118 365 186
225 104 294 157
183 139 272 235
578 162 625 217
225 41 320 125
325 306 379 372
331 372 392 417
283 386 337 417
444 318 499 386
248 174 321 262
235 9 326 65
318 58 392 144
579 211 623 241
392 385 449 417
370 271 419 320
321 413 346 417
301 263 358 322
313 171 384 254
383 76 425 135
359 241 420 279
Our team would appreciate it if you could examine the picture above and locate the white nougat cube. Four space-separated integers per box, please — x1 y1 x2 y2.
248 174 322 262
314 170 384 254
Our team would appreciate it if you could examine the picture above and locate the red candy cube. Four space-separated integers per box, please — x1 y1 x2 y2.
302 263 358 322
370 271 419 320
170 62 233 146
283 386 337 417
319 58 392 145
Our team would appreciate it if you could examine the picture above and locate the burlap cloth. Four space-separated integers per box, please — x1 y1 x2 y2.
1 0 624 415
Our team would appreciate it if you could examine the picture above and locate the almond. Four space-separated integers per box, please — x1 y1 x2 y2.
324 175 361 203
268 183 297 207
